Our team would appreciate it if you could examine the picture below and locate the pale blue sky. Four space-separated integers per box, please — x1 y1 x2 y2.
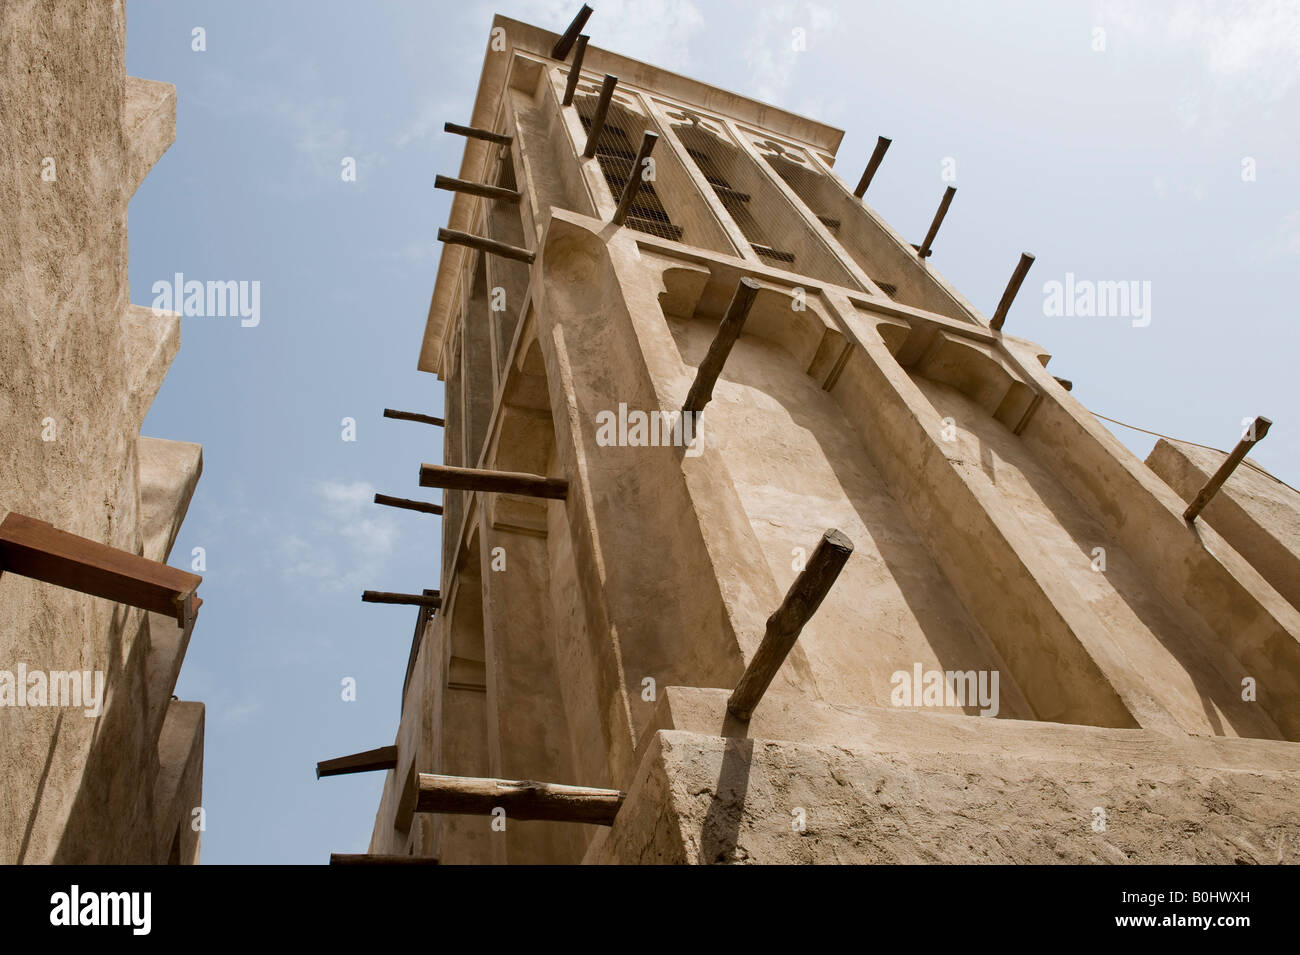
125 0 1299 862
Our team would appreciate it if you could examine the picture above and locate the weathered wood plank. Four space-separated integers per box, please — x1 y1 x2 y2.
434 174 521 203
0 512 201 626
362 590 442 608
582 74 619 159
551 4 594 60
728 528 855 720
612 131 659 226
374 494 444 516
316 745 399 779
438 228 535 264
916 185 956 259
1184 417 1273 522
682 277 761 417
415 773 625 824
444 122 512 146
562 34 589 106
383 408 445 428
854 136 892 198
419 463 568 500
990 252 1035 331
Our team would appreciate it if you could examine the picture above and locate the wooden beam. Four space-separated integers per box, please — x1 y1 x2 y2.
383 408 444 428
853 136 892 198
437 228 535 264
0 512 201 627
317 745 398 779
419 463 568 500
561 34 589 106
329 853 438 866
551 4 594 60
1184 417 1273 522
362 590 442 609
682 277 761 417
728 528 854 720
443 122 512 146
374 494 443 516
582 74 619 159
434 174 520 204
612 131 659 226
989 252 1035 331
915 186 956 259
415 773 625 825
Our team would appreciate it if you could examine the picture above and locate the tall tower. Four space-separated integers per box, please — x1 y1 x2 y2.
352 13 1300 864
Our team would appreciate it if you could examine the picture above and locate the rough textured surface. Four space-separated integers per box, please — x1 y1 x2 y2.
363 14 1300 865
0 0 205 864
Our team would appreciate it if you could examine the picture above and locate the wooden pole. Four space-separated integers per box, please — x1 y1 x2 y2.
434 175 521 204
1183 417 1273 522
329 853 438 866
419 463 568 500
612 131 659 225
438 227 535 264
362 591 442 609
0 512 201 627
551 4 594 60
854 136 892 198
415 773 625 825
916 186 956 259
383 408 444 428
582 74 619 159
374 494 443 516
682 277 761 417
317 745 398 779
561 35 589 106
728 528 854 720
444 122 512 146
989 253 1035 331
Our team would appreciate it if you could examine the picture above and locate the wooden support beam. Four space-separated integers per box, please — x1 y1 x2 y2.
329 853 438 866
582 74 619 159
415 773 625 825
854 136 892 198
551 4 594 60
316 745 398 779
437 228 535 264
612 131 659 226
1183 417 1273 522
443 122 512 146
362 590 442 609
989 252 1035 331
419 463 568 500
728 528 854 720
434 174 520 204
374 494 443 516
383 408 444 428
0 512 201 627
915 186 956 259
561 34 589 106
682 277 761 417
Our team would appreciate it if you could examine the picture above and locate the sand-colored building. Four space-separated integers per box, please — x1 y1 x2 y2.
337 13 1300 865
0 1 204 864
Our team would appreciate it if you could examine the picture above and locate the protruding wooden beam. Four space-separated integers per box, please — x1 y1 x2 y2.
551 4 594 60
443 122 512 146
374 494 443 516
989 252 1035 331
728 528 855 720
915 186 956 259
0 512 201 627
316 745 398 779
362 590 442 609
853 136 892 198
415 773 625 825
419 463 568 500
383 408 445 428
582 74 619 159
434 174 520 204
437 227 534 264
682 277 761 417
329 853 438 866
1183 417 1273 522
561 34 589 106
612 131 659 226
